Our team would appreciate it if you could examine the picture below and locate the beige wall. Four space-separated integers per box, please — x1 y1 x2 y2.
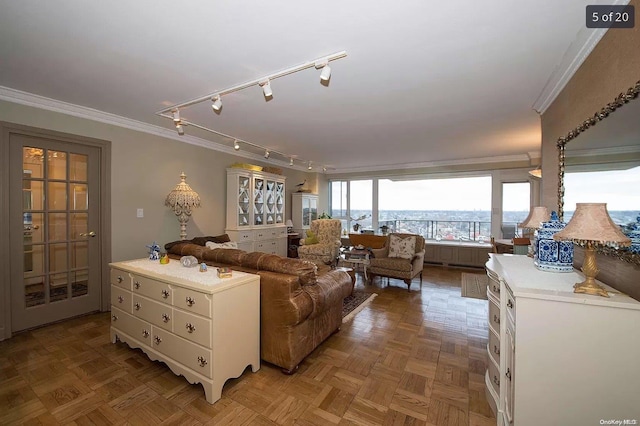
0 100 313 262
541 8 640 210
540 9 640 297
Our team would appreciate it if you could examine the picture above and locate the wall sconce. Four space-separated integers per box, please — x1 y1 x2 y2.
165 172 201 240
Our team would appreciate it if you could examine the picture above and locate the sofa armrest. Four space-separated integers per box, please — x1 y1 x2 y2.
258 271 313 326
412 249 425 270
303 270 352 318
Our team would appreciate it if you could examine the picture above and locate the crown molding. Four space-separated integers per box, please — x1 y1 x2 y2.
531 0 629 115
0 86 310 172
326 153 531 175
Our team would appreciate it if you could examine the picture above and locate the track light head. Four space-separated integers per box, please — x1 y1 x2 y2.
307 162 312 170
323 167 327 173
211 95 222 112
260 80 273 98
289 158 294 166
172 110 180 123
320 64 331 82
233 140 240 151
175 123 184 136
264 149 270 159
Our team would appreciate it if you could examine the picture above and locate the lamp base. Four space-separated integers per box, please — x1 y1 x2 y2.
573 278 609 298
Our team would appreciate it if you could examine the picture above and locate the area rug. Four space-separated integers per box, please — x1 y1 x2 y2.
461 272 488 300
342 291 378 323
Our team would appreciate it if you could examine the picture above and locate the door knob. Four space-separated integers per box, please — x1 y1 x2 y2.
80 231 97 237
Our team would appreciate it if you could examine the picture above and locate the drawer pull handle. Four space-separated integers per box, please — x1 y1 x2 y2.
185 296 195 307
506 368 512 381
154 336 162 345
186 323 196 333
197 356 208 367
117 276 123 283
493 345 500 355
493 375 500 386
507 299 514 309
134 281 140 289
493 285 500 293
134 302 141 311
111 314 118 321
117 296 124 303
142 330 149 338
162 313 170 323
161 290 170 299
493 314 500 324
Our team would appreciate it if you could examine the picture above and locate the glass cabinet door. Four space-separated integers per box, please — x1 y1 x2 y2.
309 197 318 222
237 175 250 227
302 197 310 227
275 182 284 224
265 180 275 225
253 177 264 226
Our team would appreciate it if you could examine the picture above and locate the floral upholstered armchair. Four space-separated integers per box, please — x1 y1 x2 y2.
298 219 342 266
368 233 425 291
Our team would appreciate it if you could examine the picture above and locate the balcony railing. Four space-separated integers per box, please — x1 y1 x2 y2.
337 218 523 242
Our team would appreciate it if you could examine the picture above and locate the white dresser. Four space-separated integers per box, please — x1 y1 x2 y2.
110 259 260 404
485 254 640 426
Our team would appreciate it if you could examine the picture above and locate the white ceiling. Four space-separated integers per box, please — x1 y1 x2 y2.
0 0 614 173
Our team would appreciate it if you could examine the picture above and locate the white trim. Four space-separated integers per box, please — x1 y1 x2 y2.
531 0 629 115
567 144 640 158
0 86 310 172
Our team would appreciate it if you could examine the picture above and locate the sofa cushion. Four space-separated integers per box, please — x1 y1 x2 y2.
201 247 246 266
241 252 318 286
304 230 319 245
388 234 416 259
205 241 238 250
164 234 231 251
369 256 413 272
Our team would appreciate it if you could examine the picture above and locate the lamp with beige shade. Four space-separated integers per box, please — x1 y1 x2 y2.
518 206 551 256
553 203 631 297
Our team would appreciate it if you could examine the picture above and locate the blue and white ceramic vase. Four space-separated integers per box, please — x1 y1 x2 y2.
534 211 574 272
623 214 640 254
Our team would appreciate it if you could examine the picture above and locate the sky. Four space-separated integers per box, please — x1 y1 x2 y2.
564 165 640 212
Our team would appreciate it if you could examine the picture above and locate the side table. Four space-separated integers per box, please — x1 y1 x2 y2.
339 249 370 282
287 233 301 258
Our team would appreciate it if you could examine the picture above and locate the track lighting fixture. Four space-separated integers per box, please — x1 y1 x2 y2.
289 158 294 166
211 95 222 112
175 123 184 136
307 162 312 170
172 110 180 122
260 80 272 98
264 149 270 159
234 140 240 151
315 60 331 82
323 167 327 173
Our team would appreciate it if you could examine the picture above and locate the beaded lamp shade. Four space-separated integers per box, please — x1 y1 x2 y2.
519 206 550 229
165 172 201 240
553 203 631 297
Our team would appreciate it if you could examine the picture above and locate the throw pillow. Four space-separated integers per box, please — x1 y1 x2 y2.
205 241 239 250
305 230 319 245
388 234 416 259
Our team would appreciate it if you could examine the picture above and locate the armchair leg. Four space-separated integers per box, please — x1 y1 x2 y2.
404 278 411 292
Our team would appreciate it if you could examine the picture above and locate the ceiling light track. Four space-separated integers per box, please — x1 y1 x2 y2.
156 51 347 114
159 112 332 173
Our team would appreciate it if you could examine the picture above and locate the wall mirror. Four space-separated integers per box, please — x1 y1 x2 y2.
557 80 640 264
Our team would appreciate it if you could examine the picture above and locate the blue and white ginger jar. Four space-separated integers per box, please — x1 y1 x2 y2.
534 211 574 273
623 214 640 254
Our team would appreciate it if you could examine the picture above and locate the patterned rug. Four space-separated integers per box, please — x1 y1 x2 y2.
342 291 378 323
461 272 488 300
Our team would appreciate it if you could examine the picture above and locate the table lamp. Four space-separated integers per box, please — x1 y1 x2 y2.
553 203 631 297
286 219 294 233
165 172 201 240
518 206 550 257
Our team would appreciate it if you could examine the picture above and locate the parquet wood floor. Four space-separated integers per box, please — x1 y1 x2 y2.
0 265 496 426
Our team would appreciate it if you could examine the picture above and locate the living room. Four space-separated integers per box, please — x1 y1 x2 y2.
1 1 639 424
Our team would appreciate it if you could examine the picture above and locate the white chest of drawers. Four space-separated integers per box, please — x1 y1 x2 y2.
109 259 260 404
485 254 640 426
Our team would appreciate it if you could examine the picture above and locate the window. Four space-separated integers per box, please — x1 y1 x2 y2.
502 182 531 237
332 176 492 241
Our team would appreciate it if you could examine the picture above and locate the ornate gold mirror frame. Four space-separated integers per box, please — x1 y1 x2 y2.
556 79 640 264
